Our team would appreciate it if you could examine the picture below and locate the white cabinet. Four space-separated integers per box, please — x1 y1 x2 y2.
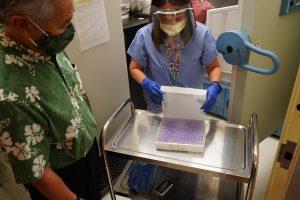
206 5 240 75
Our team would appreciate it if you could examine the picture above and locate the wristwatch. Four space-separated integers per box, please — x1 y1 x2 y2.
211 81 222 93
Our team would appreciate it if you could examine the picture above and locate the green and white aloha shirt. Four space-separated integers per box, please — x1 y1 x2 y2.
0 33 97 183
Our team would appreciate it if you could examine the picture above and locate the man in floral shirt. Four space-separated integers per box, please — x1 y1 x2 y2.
0 0 101 199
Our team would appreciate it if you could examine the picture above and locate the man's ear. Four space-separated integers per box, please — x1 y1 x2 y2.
9 15 31 34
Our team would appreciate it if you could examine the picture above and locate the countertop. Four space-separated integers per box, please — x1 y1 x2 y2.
122 14 149 30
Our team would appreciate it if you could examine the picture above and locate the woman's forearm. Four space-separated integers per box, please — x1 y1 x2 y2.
206 58 221 82
129 59 146 84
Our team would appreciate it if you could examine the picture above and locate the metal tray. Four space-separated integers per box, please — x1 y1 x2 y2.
104 109 251 182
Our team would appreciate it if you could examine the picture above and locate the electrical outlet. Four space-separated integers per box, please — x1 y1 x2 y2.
252 39 262 48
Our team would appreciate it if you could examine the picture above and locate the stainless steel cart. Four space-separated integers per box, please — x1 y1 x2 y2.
100 99 258 200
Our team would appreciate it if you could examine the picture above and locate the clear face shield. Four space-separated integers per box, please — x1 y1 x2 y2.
152 6 195 37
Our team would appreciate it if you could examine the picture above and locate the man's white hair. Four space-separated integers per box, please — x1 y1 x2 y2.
0 0 57 24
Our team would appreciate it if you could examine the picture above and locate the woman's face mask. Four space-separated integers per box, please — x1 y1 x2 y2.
156 8 188 37
26 17 75 55
160 18 187 36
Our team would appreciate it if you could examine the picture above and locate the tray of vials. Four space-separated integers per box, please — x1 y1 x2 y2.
156 118 206 153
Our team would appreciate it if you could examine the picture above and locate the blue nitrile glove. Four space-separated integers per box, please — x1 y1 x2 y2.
141 77 163 105
201 81 222 112
127 162 158 193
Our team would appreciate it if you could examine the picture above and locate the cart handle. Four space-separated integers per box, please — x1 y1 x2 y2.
101 98 135 145
100 98 135 200
245 113 259 200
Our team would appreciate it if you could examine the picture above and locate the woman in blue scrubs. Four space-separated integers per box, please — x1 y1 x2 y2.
128 0 222 113
127 0 222 194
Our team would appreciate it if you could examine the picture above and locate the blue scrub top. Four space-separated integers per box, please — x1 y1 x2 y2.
127 22 218 112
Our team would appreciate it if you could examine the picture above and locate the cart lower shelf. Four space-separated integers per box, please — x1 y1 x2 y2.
114 161 244 200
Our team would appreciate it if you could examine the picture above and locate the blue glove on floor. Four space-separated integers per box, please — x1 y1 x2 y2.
142 77 163 105
201 81 222 112
127 162 158 193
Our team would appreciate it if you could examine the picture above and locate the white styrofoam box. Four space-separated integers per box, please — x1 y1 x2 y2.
161 86 207 120
156 86 208 153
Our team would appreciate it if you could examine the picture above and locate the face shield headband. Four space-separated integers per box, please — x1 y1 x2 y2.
153 7 194 15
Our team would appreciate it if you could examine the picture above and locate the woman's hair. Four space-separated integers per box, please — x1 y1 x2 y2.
152 0 190 7
0 0 57 25
151 0 195 51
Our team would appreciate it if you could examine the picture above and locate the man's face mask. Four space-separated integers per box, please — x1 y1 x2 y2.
26 17 75 55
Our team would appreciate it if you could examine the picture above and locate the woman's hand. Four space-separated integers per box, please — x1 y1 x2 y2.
201 81 221 112
141 77 163 104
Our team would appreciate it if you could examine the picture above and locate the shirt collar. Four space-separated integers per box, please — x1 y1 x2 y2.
0 33 52 63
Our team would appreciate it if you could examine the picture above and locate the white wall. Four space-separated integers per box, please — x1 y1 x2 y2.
66 0 130 133
230 0 300 141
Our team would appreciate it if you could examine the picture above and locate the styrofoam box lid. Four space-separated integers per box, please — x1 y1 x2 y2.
161 86 207 120
161 86 206 96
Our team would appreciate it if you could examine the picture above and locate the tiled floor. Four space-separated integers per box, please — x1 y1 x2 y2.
102 136 280 200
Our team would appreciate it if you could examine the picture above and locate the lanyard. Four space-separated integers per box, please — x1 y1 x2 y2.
165 38 182 85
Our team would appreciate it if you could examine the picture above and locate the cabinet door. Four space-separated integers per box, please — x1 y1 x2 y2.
266 67 300 199
206 5 240 74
